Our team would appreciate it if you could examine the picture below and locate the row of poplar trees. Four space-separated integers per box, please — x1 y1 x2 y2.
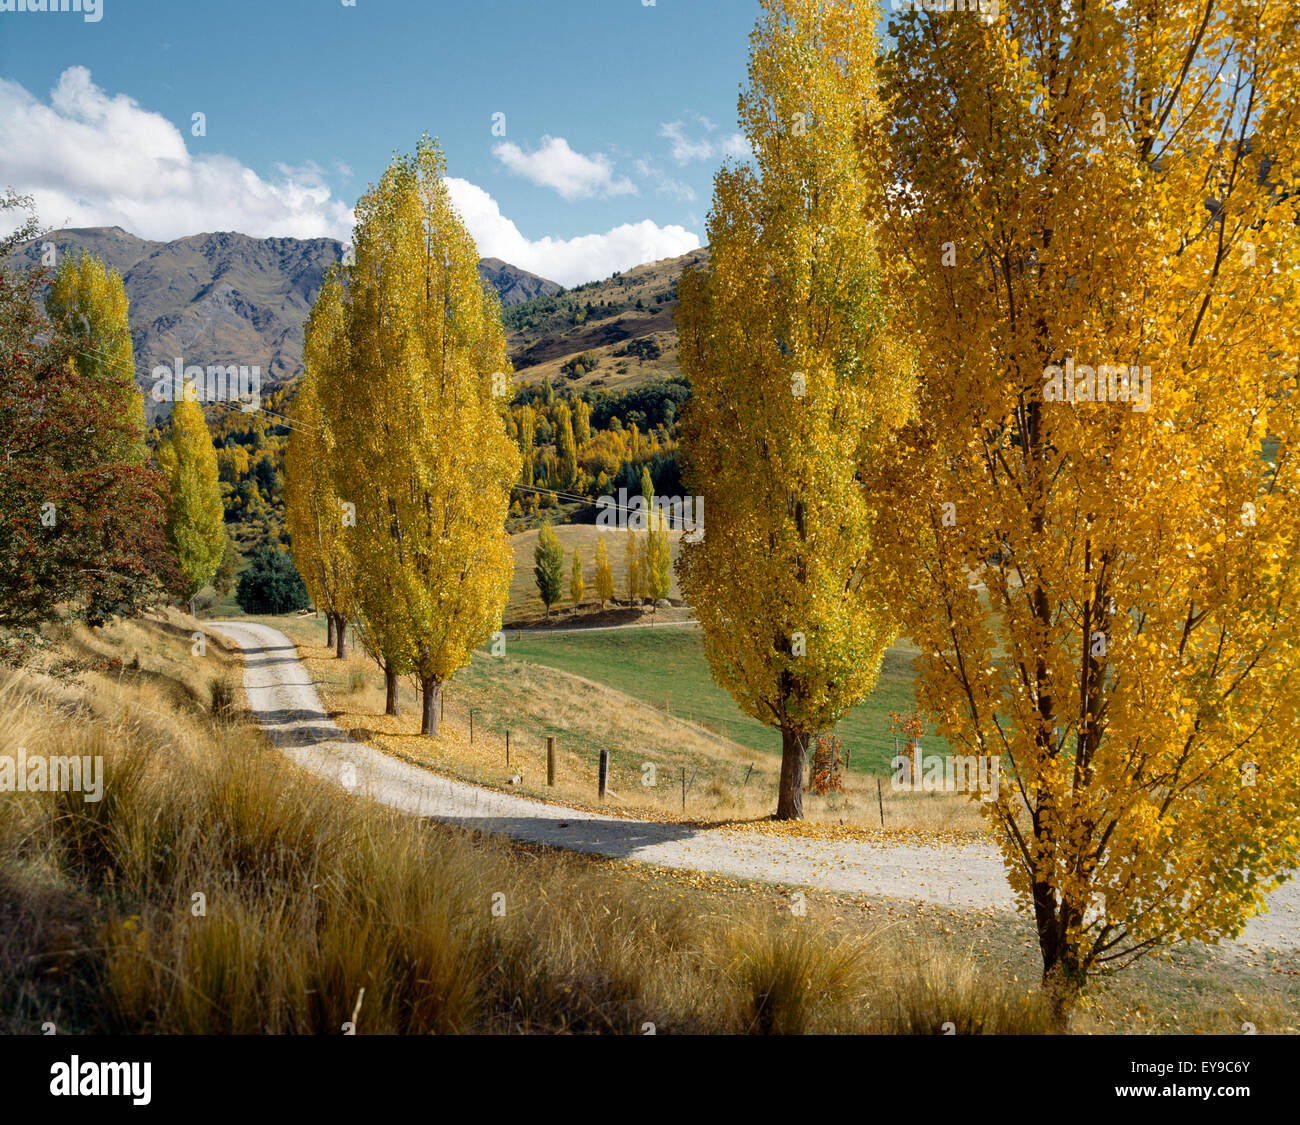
675 0 1300 1016
285 137 520 735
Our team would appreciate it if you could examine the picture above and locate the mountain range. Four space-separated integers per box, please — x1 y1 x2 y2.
11 226 564 418
11 225 712 419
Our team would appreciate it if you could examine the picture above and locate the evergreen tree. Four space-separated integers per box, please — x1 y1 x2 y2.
235 545 310 615
534 521 564 615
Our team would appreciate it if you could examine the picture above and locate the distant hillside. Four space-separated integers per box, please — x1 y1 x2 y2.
479 257 563 306
504 247 710 393
10 226 561 419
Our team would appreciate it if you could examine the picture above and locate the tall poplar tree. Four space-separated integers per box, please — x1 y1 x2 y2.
675 0 914 819
570 547 584 608
42 249 175 623
284 285 355 662
868 0 1300 1014
158 395 225 617
594 533 615 608
46 250 145 464
317 135 520 735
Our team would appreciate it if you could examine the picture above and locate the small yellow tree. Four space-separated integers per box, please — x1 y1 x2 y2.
625 526 642 602
570 547 584 608
157 395 225 617
594 533 615 608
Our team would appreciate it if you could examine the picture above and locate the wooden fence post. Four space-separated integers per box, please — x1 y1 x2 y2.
547 737 556 787
877 777 885 827
506 729 510 766
598 750 609 800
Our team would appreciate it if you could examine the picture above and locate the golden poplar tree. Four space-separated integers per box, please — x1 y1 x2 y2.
43 249 175 624
625 526 642 603
517 404 536 488
556 403 577 488
570 547 584 608
317 135 520 735
157 395 225 616
867 0 1300 1012
46 250 145 463
284 278 355 662
675 0 914 819
594 533 615 608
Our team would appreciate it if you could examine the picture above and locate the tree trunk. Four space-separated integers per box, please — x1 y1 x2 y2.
334 615 347 659
421 677 441 736
326 613 335 649
385 668 399 717
776 725 808 820
1034 879 1084 1029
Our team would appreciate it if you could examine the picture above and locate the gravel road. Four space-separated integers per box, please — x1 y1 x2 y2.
211 620 1299 951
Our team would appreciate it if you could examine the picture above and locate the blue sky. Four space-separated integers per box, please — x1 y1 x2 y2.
0 0 779 284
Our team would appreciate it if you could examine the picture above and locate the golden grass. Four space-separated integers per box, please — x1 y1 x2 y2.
0 611 1053 1034
3 610 1294 1035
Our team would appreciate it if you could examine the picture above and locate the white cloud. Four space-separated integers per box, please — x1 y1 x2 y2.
492 136 636 201
659 117 750 165
633 158 697 203
445 177 699 287
0 68 697 287
719 134 753 160
0 67 356 242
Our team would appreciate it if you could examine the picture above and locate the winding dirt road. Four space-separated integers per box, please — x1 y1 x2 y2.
211 620 1300 952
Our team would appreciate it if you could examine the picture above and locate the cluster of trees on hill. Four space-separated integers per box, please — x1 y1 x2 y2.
673 0 1300 1017
502 271 678 339
502 375 688 516
530 465 669 618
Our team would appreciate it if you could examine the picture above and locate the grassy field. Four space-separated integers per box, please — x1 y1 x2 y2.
268 611 980 833
502 624 945 776
505 521 685 623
